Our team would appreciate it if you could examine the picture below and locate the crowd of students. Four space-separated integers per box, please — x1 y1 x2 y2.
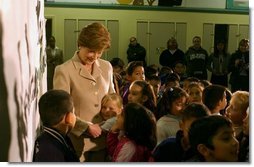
34 22 249 162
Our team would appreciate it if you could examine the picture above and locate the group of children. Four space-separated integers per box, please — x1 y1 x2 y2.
33 59 249 162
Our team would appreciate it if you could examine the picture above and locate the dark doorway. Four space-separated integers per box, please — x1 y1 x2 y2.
45 18 52 45
214 24 229 51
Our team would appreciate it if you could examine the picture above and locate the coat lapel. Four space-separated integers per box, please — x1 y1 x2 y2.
92 59 102 79
72 52 102 83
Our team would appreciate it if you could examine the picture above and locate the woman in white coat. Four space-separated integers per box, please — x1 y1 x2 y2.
53 22 115 161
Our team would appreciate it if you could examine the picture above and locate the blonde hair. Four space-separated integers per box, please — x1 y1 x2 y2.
230 91 249 113
101 93 123 110
187 82 204 93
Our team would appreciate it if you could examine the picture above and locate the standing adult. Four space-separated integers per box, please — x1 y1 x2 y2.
185 36 209 80
127 37 147 66
159 37 185 69
207 40 231 87
53 22 115 162
46 36 63 90
228 39 249 92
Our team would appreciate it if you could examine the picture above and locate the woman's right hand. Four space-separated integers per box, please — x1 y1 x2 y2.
87 123 102 138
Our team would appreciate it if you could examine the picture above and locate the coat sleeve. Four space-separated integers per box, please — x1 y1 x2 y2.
53 64 89 137
71 117 89 137
53 64 71 93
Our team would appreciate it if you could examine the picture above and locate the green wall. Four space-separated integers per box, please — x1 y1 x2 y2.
44 6 249 63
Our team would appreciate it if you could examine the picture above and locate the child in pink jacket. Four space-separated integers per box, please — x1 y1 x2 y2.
107 103 156 162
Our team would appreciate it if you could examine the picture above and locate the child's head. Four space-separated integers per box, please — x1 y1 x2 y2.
173 61 186 75
125 61 145 82
147 75 161 96
186 82 203 103
220 88 232 116
159 66 173 75
110 57 125 74
225 91 249 126
118 103 157 150
199 80 212 88
128 80 156 111
182 77 199 91
100 93 123 120
188 115 239 162
145 65 159 80
202 85 227 114
159 66 173 85
156 86 188 119
180 103 211 145
164 72 180 89
39 90 76 134
148 64 160 73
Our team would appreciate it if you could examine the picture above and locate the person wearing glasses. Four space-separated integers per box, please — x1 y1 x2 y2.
127 37 147 67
